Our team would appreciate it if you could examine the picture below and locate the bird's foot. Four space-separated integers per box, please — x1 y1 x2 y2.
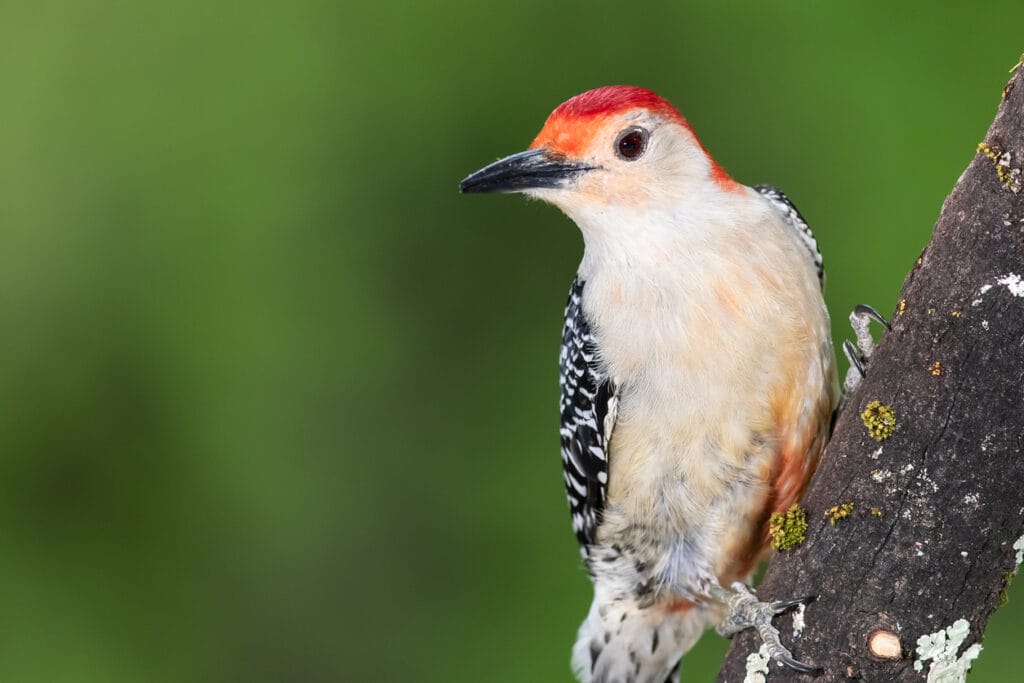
713 583 820 676
842 304 891 397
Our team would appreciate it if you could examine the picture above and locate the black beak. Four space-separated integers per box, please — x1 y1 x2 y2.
459 148 593 194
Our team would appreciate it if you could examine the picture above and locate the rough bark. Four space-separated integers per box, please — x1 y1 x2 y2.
717 60 1024 681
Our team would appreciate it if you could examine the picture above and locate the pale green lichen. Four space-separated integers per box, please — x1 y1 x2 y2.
1013 534 1024 573
743 643 771 683
824 502 855 526
861 401 896 441
998 273 1024 298
791 602 806 638
768 504 807 551
913 619 982 682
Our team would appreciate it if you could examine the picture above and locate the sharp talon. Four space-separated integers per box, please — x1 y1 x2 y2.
772 651 822 676
843 303 889 402
770 594 816 612
853 303 891 331
713 583 823 677
842 340 865 378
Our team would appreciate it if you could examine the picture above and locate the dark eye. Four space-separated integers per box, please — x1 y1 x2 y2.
615 127 649 160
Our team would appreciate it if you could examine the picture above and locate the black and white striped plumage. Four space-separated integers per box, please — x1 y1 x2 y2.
754 184 824 287
559 276 617 551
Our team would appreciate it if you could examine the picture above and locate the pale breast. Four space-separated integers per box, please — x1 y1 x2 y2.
582 210 837 584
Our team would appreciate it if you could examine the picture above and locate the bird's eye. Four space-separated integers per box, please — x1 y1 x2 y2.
615 127 649 161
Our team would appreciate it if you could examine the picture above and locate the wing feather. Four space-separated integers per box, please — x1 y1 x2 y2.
754 184 824 288
559 276 616 551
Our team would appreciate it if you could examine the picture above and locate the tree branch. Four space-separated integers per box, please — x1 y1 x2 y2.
717 58 1024 682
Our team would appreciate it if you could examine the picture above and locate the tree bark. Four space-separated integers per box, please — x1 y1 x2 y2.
717 60 1024 682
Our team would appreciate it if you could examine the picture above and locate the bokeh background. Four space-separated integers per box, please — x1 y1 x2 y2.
2 2 1022 681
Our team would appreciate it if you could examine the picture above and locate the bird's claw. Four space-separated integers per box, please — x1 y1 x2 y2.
842 304 891 398
852 304 891 332
769 593 816 612
772 649 823 676
714 583 820 676
842 340 865 380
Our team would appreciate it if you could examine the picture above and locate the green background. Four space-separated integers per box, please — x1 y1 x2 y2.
1 2 1021 681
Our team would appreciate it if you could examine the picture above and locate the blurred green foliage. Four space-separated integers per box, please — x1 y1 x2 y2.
1 1 1021 681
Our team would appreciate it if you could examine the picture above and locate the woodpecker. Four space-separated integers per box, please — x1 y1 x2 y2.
460 86 883 683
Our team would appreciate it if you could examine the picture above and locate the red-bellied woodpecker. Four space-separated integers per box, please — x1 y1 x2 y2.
460 86 886 683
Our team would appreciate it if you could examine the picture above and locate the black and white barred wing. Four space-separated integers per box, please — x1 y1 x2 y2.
559 276 617 551
754 184 824 288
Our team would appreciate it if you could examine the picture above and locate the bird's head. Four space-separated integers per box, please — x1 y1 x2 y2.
460 86 740 218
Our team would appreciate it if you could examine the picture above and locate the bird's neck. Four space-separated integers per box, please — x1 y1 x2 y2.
573 186 757 282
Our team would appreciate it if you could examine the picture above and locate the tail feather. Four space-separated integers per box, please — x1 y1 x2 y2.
571 599 709 683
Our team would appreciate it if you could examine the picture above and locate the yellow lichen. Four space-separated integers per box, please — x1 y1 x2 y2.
951 310 961 318
861 401 896 441
1002 571 1015 606
825 502 855 526
870 507 884 517
930 361 943 376
769 504 808 551
897 299 907 316
977 141 1021 191
978 141 1001 161
997 164 1016 187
